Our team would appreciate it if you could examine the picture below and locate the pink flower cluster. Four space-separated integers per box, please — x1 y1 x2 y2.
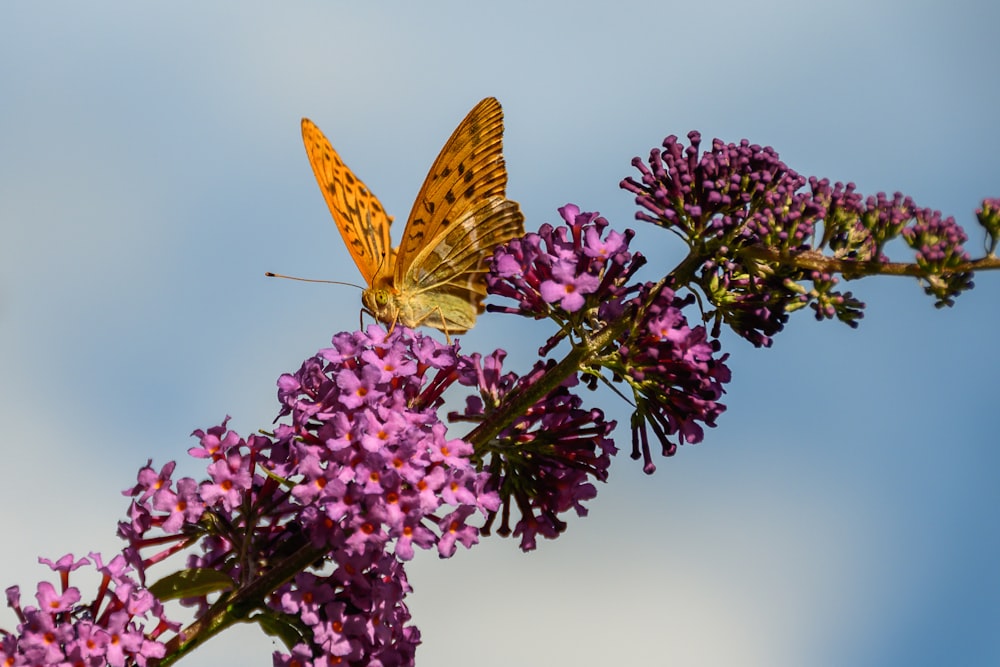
271 326 499 561
114 327 499 666
489 204 638 329
1 554 171 666
452 350 618 550
487 204 731 474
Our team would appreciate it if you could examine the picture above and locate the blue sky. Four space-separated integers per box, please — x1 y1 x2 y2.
1 2 998 665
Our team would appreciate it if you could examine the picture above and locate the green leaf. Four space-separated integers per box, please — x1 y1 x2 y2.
255 610 309 651
148 568 235 601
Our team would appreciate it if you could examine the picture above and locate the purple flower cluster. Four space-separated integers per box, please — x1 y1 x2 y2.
621 132 799 240
1 554 170 666
618 284 731 472
977 197 1000 254
114 327 499 667
488 205 731 474
900 208 973 305
489 204 640 335
817 185 899 261
452 351 618 550
272 558 418 667
619 132 810 345
272 326 498 561
621 132 975 345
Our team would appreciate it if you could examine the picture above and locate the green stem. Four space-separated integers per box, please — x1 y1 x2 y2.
157 541 326 666
463 280 672 450
741 246 1000 277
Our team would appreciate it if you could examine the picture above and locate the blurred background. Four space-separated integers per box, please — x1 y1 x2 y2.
1 2 998 665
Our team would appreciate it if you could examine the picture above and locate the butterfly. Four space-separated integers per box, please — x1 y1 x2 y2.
300 97 524 336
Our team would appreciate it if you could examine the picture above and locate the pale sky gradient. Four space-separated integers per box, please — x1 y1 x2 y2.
1 2 998 666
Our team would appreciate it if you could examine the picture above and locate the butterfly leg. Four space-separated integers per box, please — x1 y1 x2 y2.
383 310 400 337
430 306 453 344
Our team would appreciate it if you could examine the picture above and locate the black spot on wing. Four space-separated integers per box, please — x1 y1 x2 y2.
408 216 428 243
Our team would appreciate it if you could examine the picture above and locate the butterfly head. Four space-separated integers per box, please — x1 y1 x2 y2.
362 286 399 328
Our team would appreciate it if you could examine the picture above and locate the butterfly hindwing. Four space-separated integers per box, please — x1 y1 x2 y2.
405 198 522 294
301 118 392 287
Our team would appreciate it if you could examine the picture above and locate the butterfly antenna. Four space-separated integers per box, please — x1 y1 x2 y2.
372 249 393 281
265 272 363 291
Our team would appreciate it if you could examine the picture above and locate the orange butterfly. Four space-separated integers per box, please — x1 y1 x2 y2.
301 97 524 335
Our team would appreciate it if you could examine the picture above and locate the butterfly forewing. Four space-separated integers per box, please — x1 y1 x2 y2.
301 118 392 287
394 97 511 282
